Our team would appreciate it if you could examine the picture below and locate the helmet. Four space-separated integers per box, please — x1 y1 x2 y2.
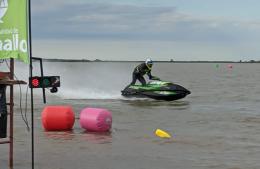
145 58 153 69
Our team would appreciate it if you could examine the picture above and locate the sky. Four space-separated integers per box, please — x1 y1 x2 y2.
31 0 260 61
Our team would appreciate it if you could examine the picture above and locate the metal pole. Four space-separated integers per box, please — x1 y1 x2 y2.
28 0 34 168
9 59 14 168
39 59 46 103
31 57 46 103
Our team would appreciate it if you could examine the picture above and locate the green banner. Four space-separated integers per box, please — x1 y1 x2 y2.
0 0 29 63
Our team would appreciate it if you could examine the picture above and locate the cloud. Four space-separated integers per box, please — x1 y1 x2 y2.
31 1 260 42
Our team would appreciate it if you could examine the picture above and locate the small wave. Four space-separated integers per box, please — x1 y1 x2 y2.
58 88 122 99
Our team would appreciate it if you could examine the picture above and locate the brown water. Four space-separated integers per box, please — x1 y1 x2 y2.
1 62 260 169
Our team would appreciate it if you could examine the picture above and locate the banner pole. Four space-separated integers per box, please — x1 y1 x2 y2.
28 0 34 169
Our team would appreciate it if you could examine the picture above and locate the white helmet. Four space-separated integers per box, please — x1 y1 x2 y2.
145 58 153 69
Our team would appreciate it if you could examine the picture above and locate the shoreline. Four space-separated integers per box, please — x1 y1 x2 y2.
39 59 260 63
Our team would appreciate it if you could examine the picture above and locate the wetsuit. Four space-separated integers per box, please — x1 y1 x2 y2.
130 63 153 86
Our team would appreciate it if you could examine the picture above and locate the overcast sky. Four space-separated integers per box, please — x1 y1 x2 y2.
31 0 260 61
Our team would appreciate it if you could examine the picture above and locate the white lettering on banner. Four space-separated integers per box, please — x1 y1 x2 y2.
0 0 8 23
19 40 27 53
0 28 18 35
3 39 12 50
0 29 27 53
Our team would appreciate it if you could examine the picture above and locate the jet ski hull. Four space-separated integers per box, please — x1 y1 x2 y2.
121 81 191 101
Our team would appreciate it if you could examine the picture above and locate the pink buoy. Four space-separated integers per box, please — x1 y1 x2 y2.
80 108 112 132
42 106 75 131
227 64 233 69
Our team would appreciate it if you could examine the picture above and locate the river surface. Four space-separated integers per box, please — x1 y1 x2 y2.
1 62 260 169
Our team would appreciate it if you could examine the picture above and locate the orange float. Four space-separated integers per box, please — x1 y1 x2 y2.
41 106 75 131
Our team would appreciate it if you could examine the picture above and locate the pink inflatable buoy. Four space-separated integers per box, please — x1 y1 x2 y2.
80 108 112 132
42 106 75 131
227 64 233 69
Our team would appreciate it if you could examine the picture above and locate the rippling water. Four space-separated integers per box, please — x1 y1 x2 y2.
1 62 260 169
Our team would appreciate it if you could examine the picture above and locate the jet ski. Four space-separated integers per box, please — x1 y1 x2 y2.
121 80 191 101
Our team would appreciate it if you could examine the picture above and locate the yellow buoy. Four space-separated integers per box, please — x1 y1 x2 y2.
155 129 171 138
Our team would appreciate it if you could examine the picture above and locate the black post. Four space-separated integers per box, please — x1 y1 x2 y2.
31 57 46 103
0 85 7 138
28 0 34 169
39 59 46 103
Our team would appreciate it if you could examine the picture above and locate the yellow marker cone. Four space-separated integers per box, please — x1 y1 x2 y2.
155 129 171 138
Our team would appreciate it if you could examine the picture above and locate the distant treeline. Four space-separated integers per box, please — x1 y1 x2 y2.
41 58 260 63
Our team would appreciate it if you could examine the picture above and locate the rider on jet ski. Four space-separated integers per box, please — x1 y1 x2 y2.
128 58 160 86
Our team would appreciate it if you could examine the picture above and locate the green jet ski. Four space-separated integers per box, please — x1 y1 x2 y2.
121 81 191 101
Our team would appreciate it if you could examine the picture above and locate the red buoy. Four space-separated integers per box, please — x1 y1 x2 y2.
42 106 75 131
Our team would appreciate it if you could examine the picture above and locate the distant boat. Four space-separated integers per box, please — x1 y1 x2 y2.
0 0 8 23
